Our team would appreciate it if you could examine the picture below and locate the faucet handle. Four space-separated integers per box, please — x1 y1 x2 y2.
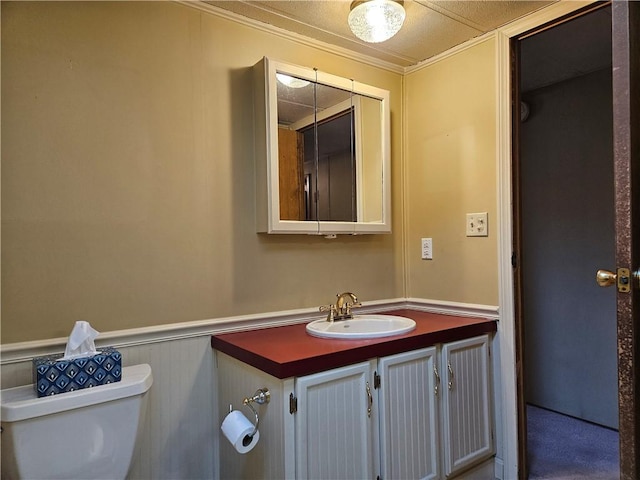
319 304 337 322
344 301 362 317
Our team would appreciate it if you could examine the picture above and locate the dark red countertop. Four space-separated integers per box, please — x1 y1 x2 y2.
210 309 497 379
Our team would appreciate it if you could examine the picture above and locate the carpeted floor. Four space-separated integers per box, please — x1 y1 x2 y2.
527 404 619 480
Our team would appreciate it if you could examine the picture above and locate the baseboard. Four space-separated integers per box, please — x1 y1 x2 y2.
494 456 504 480
454 457 498 479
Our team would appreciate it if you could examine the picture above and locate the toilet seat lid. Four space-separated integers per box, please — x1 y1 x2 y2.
0 363 152 422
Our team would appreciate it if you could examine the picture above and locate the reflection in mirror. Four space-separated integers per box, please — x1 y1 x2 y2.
254 57 390 234
354 93 384 223
277 77 359 222
305 107 355 222
275 73 314 221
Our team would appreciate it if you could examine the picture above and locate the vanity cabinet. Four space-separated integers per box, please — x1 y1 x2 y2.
216 334 493 480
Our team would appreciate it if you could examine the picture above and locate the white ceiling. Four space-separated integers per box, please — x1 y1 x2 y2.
203 1 612 93
205 0 557 69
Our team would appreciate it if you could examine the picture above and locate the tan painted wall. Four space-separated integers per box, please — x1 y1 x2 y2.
1 1 404 343
404 39 499 305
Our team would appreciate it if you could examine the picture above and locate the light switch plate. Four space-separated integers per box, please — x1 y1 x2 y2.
421 238 433 260
466 212 488 237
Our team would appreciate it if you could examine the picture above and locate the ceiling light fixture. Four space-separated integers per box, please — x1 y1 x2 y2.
348 0 405 43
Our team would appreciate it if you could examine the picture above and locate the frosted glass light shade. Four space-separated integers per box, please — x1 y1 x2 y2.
348 0 405 43
276 73 310 88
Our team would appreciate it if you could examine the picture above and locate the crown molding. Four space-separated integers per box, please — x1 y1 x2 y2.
175 0 406 75
404 1 600 76
403 31 495 75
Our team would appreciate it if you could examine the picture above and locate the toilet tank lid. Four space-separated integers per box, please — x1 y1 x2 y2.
0 363 153 423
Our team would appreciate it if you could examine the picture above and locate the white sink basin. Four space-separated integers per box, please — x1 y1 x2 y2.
306 314 416 340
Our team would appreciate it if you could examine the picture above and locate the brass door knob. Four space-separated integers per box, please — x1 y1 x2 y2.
596 269 617 287
597 268 634 292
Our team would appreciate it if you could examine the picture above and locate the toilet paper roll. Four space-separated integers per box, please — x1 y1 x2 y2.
221 410 260 454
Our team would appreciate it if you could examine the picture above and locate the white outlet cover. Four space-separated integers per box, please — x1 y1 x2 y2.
466 212 488 237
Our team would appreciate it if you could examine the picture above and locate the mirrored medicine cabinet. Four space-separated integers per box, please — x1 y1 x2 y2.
253 57 391 235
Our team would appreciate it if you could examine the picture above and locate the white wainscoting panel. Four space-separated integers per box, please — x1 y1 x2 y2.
0 336 217 480
0 299 499 479
123 337 216 479
0 361 33 390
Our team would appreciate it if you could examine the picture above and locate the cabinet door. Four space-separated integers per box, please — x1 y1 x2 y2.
378 347 440 480
294 360 377 480
441 335 494 477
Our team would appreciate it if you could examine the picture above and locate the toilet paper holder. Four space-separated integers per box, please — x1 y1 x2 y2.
229 388 271 438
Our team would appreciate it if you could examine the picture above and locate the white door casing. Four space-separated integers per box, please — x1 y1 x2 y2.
494 2 599 478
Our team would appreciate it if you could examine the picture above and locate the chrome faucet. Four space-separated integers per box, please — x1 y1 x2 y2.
319 292 362 322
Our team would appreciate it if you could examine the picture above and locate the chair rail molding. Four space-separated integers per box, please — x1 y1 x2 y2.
0 297 497 365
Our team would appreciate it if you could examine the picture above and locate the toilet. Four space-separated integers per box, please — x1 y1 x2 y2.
1 363 153 480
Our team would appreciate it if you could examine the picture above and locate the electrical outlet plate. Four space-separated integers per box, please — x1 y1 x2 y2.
421 238 433 260
466 212 488 237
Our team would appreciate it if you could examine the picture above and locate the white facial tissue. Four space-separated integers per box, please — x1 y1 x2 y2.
62 320 100 360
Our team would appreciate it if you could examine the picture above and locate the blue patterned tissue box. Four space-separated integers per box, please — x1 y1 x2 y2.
32 347 122 397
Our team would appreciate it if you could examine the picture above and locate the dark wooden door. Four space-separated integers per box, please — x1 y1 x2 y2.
611 2 640 478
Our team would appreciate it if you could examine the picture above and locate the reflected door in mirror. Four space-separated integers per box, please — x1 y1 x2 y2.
278 128 304 221
303 111 356 222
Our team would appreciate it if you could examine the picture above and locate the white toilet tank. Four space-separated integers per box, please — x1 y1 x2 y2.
1 363 153 480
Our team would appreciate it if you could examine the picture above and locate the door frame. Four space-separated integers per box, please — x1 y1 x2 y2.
495 1 637 479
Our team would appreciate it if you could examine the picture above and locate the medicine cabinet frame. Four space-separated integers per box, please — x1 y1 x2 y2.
253 57 391 235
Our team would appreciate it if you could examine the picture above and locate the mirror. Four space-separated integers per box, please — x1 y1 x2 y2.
254 57 390 234
279 78 355 223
